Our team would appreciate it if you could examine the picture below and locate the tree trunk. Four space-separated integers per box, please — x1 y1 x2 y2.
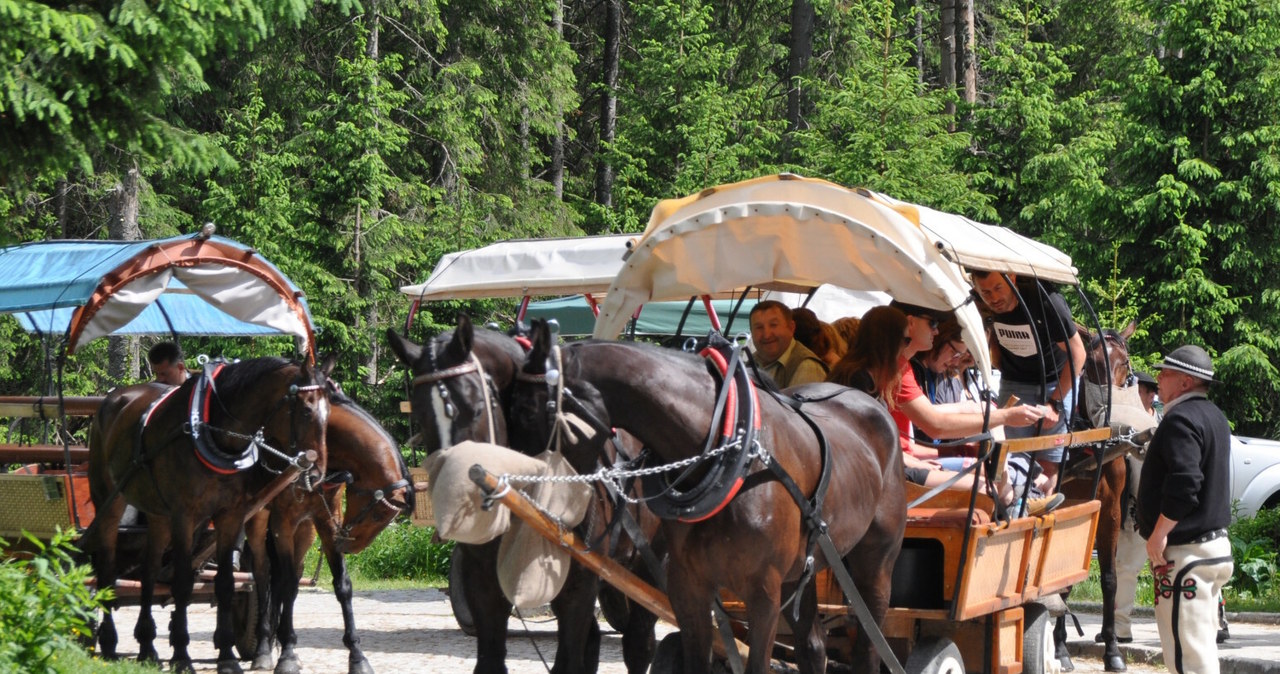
107 162 142 384
940 0 956 117
914 0 924 84
363 0 381 386
594 0 620 209
785 0 815 139
551 0 565 199
959 0 976 105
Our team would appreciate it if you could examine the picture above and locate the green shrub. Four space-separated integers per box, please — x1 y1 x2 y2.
345 521 453 581
1227 507 1280 599
0 530 105 674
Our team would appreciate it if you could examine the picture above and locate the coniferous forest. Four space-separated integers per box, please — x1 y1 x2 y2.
4 0 1280 437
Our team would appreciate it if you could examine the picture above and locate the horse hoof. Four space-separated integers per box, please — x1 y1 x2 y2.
349 657 376 674
1058 655 1075 672
1104 655 1127 672
274 656 302 674
252 655 275 671
137 648 159 664
171 658 196 674
218 658 245 674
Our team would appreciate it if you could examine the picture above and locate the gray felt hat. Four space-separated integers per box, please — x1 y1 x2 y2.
1151 344 1218 383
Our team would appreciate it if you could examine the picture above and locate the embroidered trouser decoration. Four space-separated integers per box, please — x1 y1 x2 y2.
1151 537 1232 674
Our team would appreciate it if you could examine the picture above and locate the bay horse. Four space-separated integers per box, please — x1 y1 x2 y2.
1055 320 1142 672
388 318 659 674
514 320 905 674
243 381 413 674
87 357 331 674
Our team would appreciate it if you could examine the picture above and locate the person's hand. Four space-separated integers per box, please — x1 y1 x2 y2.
1002 405 1046 428
1147 534 1170 574
1042 404 1060 426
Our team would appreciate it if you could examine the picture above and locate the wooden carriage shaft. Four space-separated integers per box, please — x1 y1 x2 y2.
188 450 317 570
468 465 751 663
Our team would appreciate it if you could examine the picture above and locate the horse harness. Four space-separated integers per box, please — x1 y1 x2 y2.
410 348 502 449
94 361 326 525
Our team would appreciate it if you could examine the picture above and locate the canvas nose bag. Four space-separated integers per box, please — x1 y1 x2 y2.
425 440 547 545
496 450 592 609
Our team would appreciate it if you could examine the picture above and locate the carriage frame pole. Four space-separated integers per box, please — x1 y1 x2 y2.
468 465 754 664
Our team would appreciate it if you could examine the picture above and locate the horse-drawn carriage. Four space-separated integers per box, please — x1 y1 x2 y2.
0 231 412 674
0 230 317 581
394 174 1130 674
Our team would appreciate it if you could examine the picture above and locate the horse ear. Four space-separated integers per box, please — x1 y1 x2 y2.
318 353 339 378
386 328 424 367
527 319 552 371
1119 320 1137 340
446 315 475 360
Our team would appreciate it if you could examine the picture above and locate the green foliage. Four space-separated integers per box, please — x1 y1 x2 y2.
0 531 105 674
799 0 990 217
1227 507 1280 599
344 521 453 581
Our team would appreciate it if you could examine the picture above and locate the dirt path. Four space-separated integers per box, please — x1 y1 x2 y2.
106 587 1169 673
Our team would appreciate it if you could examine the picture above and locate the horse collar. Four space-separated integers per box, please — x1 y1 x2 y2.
187 362 259 474
642 338 762 523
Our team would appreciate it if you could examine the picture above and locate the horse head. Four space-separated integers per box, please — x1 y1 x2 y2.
1079 319 1136 388
323 380 414 554
506 319 621 475
211 356 332 479
386 315 524 453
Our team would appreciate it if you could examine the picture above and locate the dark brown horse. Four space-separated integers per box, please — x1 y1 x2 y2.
244 383 413 674
515 320 905 674
88 357 330 674
388 318 645 674
1056 320 1141 672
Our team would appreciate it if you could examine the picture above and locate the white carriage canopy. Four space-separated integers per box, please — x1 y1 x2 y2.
0 234 316 357
592 174 1002 383
400 234 638 301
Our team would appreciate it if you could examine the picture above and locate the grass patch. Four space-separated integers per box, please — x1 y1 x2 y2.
302 520 451 590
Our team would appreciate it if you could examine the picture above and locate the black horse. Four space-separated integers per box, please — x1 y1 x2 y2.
511 320 905 674
388 317 659 674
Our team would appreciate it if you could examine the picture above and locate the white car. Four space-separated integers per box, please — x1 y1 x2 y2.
1231 435 1280 519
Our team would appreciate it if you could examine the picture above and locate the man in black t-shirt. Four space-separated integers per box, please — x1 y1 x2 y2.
1136 345 1233 674
971 270 1086 493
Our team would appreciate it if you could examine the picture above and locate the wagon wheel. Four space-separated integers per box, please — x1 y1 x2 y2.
447 545 478 637
232 546 259 660
1022 603 1061 674
232 582 260 660
904 636 964 674
651 632 683 674
597 584 631 633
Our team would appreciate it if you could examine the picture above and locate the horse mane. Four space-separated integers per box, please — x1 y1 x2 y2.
213 356 303 398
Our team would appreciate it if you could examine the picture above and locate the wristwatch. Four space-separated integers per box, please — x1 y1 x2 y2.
1048 398 1065 415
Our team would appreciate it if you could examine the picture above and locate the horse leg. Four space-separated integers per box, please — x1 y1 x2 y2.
781 580 826 674
739 576 784 674
134 518 170 664
89 493 126 660
212 513 245 674
319 533 374 674
1053 613 1074 672
549 560 602 674
666 560 717 674
167 517 197 674
271 517 305 674
462 540 515 674
1094 468 1126 672
245 511 277 670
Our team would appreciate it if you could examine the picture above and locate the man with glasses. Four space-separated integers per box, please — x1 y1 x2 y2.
970 270 1086 494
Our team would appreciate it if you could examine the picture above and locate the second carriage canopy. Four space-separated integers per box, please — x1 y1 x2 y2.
0 233 317 358
593 174 1082 387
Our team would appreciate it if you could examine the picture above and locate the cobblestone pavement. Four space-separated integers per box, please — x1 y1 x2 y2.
107 587 1171 673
